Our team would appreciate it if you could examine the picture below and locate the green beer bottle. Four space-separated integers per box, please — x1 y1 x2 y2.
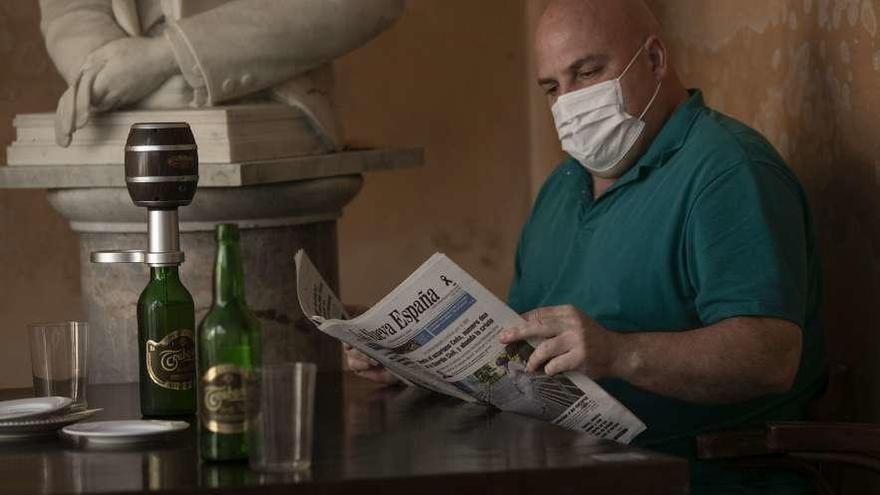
198 224 261 461
137 265 197 417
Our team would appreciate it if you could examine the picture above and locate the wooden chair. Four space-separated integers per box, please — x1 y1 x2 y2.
696 366 880 495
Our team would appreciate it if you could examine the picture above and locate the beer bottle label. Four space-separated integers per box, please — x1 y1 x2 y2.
201 364 248 434
146 329 196 390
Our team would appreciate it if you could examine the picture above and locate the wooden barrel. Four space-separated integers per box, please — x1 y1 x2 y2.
124 122 199 208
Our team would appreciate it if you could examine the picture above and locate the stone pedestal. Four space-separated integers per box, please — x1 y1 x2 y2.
7 105 332 165
48 177 360 384
1 111 423 384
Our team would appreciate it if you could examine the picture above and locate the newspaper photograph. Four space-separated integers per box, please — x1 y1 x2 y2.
295 250 646 444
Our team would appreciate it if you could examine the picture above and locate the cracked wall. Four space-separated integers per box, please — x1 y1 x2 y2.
647 0 880 424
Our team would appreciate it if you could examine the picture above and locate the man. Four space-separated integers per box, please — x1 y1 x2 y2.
347 1 825 493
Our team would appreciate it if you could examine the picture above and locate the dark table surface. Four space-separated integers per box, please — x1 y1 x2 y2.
0 372 688 495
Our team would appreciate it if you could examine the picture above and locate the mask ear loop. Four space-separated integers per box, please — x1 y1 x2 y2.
618 42 647 81
618 41 663 120
639 80 663 120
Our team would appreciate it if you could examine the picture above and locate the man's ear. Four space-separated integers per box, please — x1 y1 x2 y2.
646 35 668 80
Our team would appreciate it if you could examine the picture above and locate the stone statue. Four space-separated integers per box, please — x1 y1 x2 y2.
39 0 405 148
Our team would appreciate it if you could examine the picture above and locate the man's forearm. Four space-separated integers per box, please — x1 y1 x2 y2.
609 317 802 404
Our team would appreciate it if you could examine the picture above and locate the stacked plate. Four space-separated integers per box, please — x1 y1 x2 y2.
0 397 101 441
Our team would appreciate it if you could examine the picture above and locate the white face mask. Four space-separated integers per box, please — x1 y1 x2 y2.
551 43 662 176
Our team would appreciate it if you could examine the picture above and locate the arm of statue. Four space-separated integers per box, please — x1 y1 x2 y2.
41 0 181 145
39 0 128 85
81 37 180 112
163 0 406 105
50 35 181 146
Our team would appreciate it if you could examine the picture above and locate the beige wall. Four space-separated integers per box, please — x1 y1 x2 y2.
0 1 534 388
0 2 82 389
335 0 532 306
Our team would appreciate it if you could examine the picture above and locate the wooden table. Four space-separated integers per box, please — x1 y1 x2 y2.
0 373 688 495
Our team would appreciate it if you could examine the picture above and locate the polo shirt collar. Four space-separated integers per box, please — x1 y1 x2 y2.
635 89 706 170
587 89 706 200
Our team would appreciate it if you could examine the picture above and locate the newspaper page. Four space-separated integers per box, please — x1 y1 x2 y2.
295 252 476 402
295 250 646 444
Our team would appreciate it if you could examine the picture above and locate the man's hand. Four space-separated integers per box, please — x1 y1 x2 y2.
84 36 179 111
499 305 624 378
342 304 400 386
501 305 802 404
343 343 401 385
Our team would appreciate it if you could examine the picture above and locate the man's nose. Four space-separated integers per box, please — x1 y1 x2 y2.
550 82 579 106
557 82 577 98
558 78 595 99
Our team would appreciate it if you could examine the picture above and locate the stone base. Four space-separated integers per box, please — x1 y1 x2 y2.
78 224 342 384
0 148 424 189
48 176 363 384
7 104 331 166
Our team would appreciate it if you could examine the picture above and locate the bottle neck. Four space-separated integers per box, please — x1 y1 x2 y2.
213 240 247 307
150 265 181 283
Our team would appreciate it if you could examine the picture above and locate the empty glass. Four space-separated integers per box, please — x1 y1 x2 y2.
247 363 316 472
28 321 89 408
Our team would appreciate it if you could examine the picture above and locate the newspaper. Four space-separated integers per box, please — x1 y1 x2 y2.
295 250 646 444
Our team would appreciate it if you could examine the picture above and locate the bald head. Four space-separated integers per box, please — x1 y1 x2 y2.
535 0 666 99
537 0 661 56
535 0 687 179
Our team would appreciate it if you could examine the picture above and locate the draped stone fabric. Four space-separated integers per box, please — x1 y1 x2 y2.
38 0 406 149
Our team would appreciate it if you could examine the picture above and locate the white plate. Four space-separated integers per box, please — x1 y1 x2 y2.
0 397 74 421
62 420 189 447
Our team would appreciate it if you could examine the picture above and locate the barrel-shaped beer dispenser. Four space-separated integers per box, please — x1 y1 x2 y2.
91 122 200 417
92 122 199 266
125 122 199 209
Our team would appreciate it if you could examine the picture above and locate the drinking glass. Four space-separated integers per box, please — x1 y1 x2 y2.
247 363 316 472
28 321 89 408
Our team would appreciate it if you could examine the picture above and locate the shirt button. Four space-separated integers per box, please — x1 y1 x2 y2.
222 78 236 93
240 73 254 87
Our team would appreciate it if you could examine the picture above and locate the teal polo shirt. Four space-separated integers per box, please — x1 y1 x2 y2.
508 91 826 453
